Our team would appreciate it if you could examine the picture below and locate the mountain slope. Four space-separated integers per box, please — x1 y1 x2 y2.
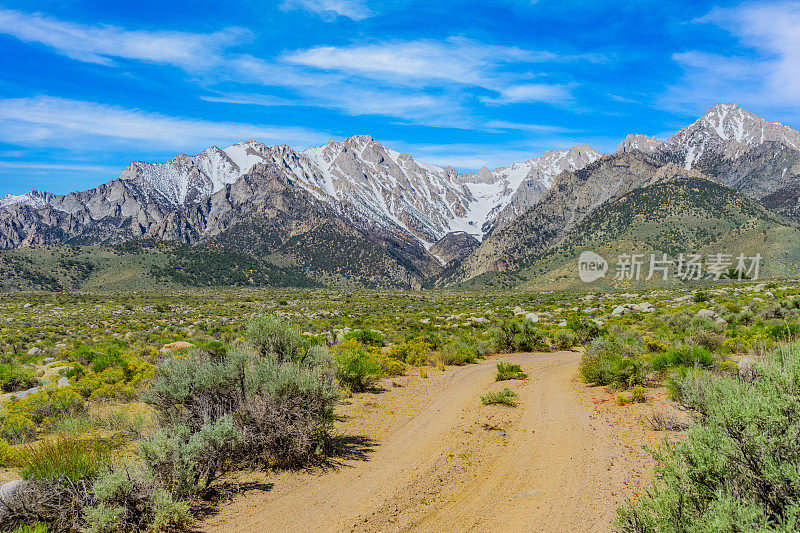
445 151 708 283
517 177 800 289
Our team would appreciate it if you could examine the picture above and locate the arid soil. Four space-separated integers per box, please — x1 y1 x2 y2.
199 351 684 532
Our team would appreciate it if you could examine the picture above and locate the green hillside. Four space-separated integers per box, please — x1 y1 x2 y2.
517 177 800 289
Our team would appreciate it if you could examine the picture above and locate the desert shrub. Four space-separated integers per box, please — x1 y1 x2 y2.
0 437 20 466
138 418 240 497
690 329 724 351
333 344 381 392
579 336 646 389
2 412 36 443
495 320 548 353
145 341 339 469
494 320 520 352
495 362 527 381
343 329 385 347
692 291 708 303
375 354 407 377
481 388 518 406
765 322 800 342
0 477 93 532
441 340 480 365
246 314 305 362
18 436 110 482
665 366 709 412
515 320 548 352
0 362 37 392
566 317 602 344
8 387 86 424
651 345 714 372
551 329 578 350
615 342 800 532
388 338 431 365
629 384 646 403
84 462 190 533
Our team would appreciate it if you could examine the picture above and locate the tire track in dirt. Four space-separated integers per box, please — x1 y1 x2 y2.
200 351 656 532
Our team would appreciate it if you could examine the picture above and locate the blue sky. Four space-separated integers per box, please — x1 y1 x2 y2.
0 0 799 195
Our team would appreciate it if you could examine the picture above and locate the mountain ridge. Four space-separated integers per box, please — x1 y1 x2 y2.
2 102 799 288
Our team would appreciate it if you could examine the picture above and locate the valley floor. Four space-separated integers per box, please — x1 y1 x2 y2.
199 351 679 532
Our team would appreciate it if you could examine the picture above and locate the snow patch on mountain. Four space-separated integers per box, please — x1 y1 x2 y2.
0 190 52 210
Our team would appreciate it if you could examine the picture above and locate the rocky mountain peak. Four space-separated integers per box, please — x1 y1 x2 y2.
615 133 662 154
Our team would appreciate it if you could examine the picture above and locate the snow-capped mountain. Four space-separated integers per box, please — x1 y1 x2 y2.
63 135 600 247
0 190 53 210
3 102 800 288
459 144 605 232
616 103 800 168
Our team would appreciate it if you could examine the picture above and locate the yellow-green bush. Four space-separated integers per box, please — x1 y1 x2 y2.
388 338 431 365
0 437 20 466
1 413 36 443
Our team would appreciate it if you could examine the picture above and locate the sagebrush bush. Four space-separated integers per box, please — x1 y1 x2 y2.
246 314 305 362
481 388 518 406
579 335 647 389
333 344 381 392
495 362 527 381
550 329 578 350
442 340 479 365
495 319 548 353
84 462 191 533
146 342 339 468
343 329 385 347
616 342 800 532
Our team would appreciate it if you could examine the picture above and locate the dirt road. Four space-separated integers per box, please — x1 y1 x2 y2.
200 351 665 532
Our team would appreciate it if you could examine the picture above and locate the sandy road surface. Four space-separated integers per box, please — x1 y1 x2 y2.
200 351 666 532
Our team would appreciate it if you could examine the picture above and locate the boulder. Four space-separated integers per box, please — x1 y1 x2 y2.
0 479 28 506
557 320 567 327
611 305 631 317
524 313 539 323
512 306 526 316
26 347 41 356
738 357 757 381
57 376 70 388
160 341 194 352
697 309 718 319
41 357 56 365
633 302 655 312
715 317 729 328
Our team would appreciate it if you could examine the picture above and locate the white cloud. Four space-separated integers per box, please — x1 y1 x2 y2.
279 0 374 21
663 2 800 118
0 7 251 70
481 83 573 105
282 37 556 87
0 161 119 173
0 96 327 151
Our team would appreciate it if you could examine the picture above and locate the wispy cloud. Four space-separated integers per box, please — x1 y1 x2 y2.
0 161 119 173
481 83 573 105
663 1 800 118
279 0 374 21
0 96 327 151
0 8 593 129
282 37 557 87
0 7 251 70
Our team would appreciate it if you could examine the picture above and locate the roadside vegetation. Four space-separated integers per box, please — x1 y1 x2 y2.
0 281 795 530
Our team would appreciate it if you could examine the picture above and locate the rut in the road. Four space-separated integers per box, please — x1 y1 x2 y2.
200 351 655 533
